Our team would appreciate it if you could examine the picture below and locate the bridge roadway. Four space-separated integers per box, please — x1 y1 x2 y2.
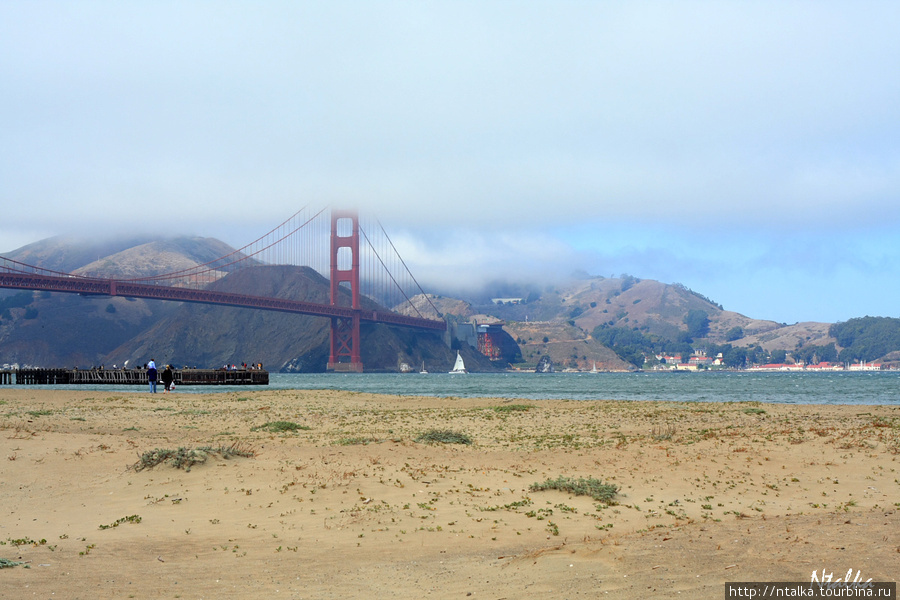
0 271 446 332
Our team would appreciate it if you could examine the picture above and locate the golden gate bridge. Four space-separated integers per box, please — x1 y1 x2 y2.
0 207 446 372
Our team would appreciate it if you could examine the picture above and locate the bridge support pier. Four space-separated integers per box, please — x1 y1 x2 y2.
328 314 363 372
327 209 364 373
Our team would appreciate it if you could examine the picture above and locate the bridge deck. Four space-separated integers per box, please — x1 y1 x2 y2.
0 271 446 331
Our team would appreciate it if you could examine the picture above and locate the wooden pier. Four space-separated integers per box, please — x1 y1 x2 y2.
4 368 268 386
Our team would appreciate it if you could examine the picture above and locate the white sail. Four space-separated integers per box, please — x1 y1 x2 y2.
449 351 467 374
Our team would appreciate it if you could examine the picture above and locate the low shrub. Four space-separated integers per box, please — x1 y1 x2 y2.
529 476 618 504
251 421 310 433
493 404 533 413
130 442 256 472
337 436 380 446
0 558 25 569
415 429 473 445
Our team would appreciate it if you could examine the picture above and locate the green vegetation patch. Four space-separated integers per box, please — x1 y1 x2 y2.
251 421 310 433
493 404 534 413
336 436 381 446
415 429 473 445
99 515 142 530
830 316 900 363
0 558 25 569
7 537 45 547
529 476 619 504
130 443 256 472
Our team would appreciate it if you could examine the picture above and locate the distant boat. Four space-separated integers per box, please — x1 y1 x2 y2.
449 351 467 374
420 361 428 374
591 362 598 373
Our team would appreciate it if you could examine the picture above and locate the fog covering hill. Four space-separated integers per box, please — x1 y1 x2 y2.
3 235 158 274
73 237 248 280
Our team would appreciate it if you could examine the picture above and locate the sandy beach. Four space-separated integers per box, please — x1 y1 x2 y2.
1 388 897 598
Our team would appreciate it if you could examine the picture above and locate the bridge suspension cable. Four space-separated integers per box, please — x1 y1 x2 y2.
118 206 331 287
359 219 442 320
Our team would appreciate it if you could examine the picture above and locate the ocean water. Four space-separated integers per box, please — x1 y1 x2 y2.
21 370 898 405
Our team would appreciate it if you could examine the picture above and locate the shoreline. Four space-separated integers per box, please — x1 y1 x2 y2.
1 389 897 598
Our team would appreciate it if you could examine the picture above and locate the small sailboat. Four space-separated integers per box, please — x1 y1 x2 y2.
591 361 598 373
420 361 428 374
449 351 467 374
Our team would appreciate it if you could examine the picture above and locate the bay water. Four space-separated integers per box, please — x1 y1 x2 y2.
24 371 899 405
267 371 899 405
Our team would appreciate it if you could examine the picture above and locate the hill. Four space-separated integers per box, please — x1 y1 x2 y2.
735 322 833 352
0 236 457 372
0 236 260 368
440 275 852 370
103 264 455 373
4 237 898 371
0 289 172 368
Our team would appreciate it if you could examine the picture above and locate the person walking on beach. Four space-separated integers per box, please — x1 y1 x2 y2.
161 365 174 393
147 360 158 393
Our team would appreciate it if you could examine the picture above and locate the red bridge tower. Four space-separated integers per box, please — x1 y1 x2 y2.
327 210 363 372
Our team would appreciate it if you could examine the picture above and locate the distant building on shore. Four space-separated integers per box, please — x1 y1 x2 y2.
491 298 523 305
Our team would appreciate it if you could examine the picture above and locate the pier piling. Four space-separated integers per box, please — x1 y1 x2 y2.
0 368 268 386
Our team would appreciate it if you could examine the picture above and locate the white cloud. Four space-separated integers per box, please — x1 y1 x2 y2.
386 227 582 293
2 1 899 323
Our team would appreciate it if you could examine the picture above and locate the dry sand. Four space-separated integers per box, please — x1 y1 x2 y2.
1 388 898 599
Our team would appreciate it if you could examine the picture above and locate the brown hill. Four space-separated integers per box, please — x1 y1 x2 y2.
103 265 454 372
73 237 245 280
560 277 784 344
396 294 473 319
0 291 171 368
733 321 835 352
103 265 334 371
503 319 629 371
0 236 251 368
460 275 835 369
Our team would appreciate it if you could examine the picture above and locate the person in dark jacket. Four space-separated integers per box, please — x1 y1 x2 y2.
147 361 158 393
161 365 174 393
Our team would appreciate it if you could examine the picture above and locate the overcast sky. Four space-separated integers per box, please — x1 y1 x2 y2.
2 2 898 324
